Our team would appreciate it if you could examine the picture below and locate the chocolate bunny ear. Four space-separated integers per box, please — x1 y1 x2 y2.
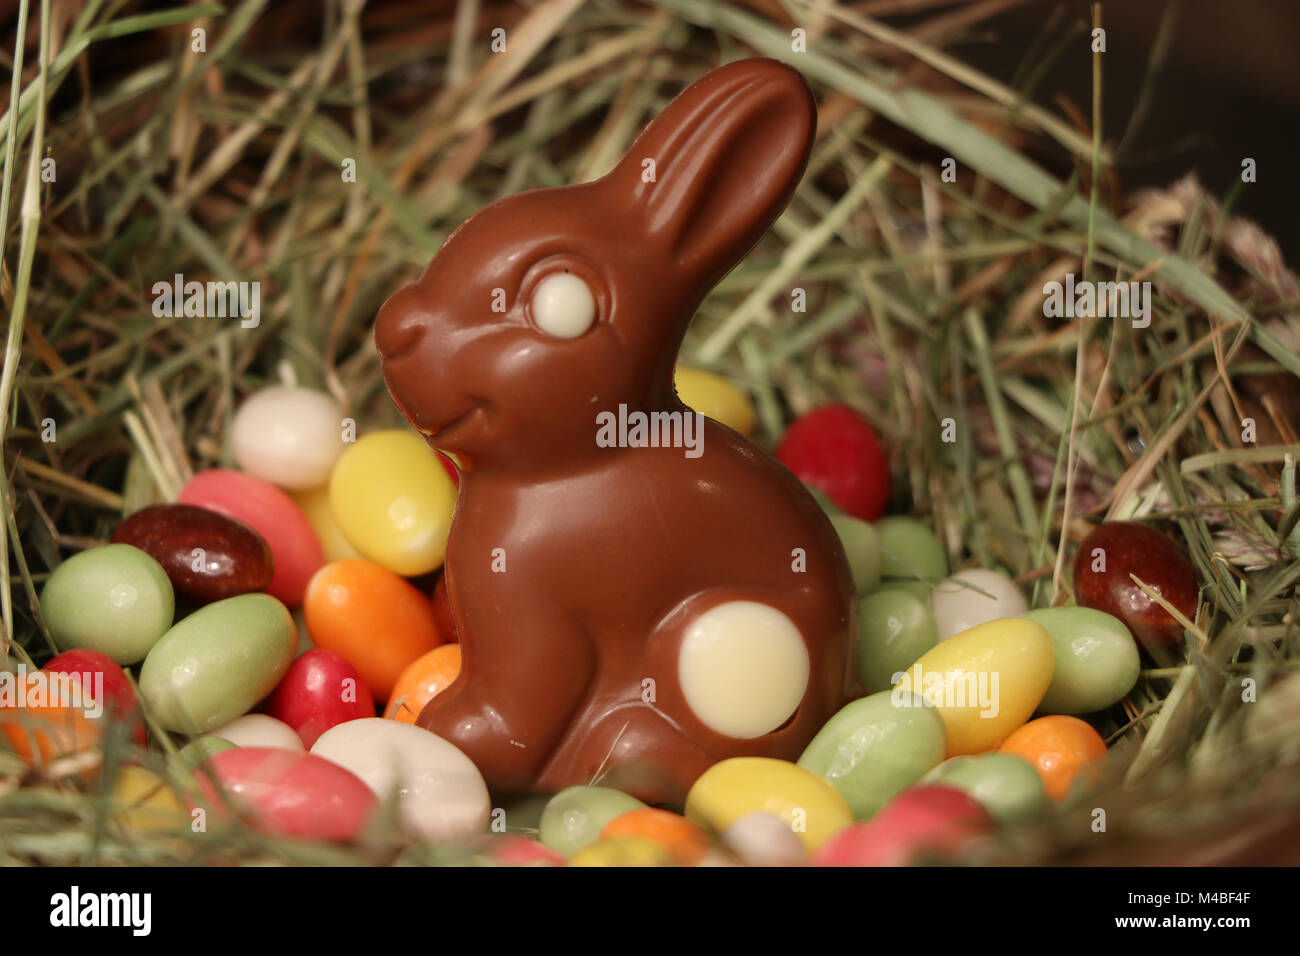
604 58 816 285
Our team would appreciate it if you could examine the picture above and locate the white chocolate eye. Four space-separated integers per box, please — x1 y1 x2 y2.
530 272 596 339
678 601 809 739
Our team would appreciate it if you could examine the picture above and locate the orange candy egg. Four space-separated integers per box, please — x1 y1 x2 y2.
384 644 462 724
998 715 1108 800
304 560 444 702
0 672 103 767
599 807 712 865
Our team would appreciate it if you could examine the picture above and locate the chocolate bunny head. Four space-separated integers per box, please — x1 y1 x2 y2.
375 58 816 470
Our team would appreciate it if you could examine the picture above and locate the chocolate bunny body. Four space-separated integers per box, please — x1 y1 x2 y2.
376 59 855 804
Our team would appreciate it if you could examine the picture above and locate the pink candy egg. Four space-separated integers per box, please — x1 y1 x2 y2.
813 784 991 867
179 469 324 607
194 746 377 841
266 648 376 747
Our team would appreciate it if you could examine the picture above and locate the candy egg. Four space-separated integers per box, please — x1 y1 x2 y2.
875 516 948 582
568 835 677 867
1023 607 1140 714
797 690 946 819
231 385 348 490
484 835 565 867
384 644 461 724
674 366 756 435
43 649 146 746
196 746 377 841
310 718 490 843
206 714 304 751
539 786 647 857
112 503 273 604
111 766 188 832
292 485 364 563
139 593 297 734
328 430 457 576
599 808 712 865
684 757 853 852
998 715 1108 800
812 784 991 866
922 752 1048 824
929 568 1028 641
1072 522 1199 647
895 617 1054 756
857 588 940 693
179 469 325 607
267 648 376 746
719 811 808 866
177 736 236 768
304 560 444 701
40 543 174 664
827 513 881 593
776 403 890 521
0 668 104 766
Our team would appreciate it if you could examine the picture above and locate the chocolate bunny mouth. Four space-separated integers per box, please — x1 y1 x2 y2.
427 401 489 443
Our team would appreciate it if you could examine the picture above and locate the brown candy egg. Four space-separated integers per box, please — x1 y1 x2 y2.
112 503 274 604
1072 522 1199 647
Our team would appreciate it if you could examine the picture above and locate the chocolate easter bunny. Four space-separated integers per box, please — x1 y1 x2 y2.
375 58 855 804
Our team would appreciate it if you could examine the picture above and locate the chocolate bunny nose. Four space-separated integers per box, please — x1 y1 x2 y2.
375 303 430 360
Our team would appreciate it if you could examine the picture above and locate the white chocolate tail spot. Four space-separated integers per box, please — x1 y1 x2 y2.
677 601 809 738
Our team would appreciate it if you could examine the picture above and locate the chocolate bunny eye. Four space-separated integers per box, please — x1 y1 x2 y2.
529 272 596 339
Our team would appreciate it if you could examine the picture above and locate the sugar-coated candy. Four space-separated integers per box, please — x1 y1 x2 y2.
828 513 882 593
674 366 756 436
1023 607 1139 714
776 403 890 521
812 784 991 866
875 516 948 582
40 543 174 664
568 835 676 867
538 786 647 858
195 746 377 841
929 568 1027 641
923 752 1048 824
999 715 1108 800
1073 521 1198 647
110 767 188 832
384 644 460 724
267 648 376 746
231 385 348 490
685 757 853 852
304 560 443 701
112 503 273 604
719 811 808 866
328 430 457 577
895 617 1054 757
310 718 490 843
206 713 304 751
798 690 947 819
599 808 712 865
139 593 297 734
292 485 364 563
43 648 146 745
857 588 940 693
179 469 324 607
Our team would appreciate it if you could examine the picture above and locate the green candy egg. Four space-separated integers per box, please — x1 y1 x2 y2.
857 588 940 692
828 514 881 593
1022 607 1140 714
176 736 236 768
923 752 1048 824
539 786 646 857
797 690 946 819
876 517 948 581
140 593 297 734
40 543 175 665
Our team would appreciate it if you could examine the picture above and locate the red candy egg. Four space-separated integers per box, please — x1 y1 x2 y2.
179 469 325 607
43 649 146 746
776 403 890 520
813 784 991 867
194 747 377 841
266 648 376 747
1073 522 1199 647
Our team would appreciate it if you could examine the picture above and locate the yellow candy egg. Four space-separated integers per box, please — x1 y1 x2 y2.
894 617 1054 757
111 766 188 832
294 485 364 563
328 430 457 576
674 366 756 436
567 834 676 867
685 757 852 852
